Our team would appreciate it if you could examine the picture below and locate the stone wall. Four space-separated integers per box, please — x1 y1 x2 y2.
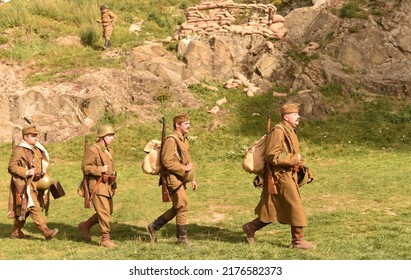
175 0 287 40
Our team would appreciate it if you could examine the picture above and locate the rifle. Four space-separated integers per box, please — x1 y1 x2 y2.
265 110 277 195
82 136 91 208
8 138 17 219
159 117 171 202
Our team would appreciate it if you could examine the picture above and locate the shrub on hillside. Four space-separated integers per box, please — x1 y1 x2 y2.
79 26 99 46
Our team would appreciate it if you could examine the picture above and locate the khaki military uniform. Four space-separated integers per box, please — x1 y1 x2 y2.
161 131 195 225
8 143 49 231
100 9 116 41
255 120 307 226
81 143 116 235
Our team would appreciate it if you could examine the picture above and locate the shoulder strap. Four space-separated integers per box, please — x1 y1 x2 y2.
274 124 295 154
167 135 184 162
92 143 107 167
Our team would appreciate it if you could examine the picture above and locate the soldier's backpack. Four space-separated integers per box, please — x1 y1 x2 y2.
141 139 162 175
141 135 183 175
242 134 267 175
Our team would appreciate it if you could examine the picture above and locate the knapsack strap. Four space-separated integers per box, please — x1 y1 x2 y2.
274 124 295 154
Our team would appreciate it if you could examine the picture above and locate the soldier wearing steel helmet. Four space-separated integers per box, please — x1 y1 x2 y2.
7 125 58 240
78 124 118 248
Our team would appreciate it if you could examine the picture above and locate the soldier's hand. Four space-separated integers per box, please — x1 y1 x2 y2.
185 162 193 172
192 180 198 191
102 165 109 173
27 168 36 177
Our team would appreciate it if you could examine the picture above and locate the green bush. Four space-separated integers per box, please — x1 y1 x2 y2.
339 1 368 19
79 25 99 46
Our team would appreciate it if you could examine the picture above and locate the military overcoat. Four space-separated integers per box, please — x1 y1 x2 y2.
255 120 307 226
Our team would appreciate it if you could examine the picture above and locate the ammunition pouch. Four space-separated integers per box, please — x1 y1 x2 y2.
102 174 117 184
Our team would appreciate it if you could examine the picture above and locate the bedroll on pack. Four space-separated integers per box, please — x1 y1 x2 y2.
141 139 161 175
242 134 266 175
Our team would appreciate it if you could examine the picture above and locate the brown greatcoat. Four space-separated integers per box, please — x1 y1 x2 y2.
81 143 116 234
8 143 48 229
255 120 307 226
160 131 195 225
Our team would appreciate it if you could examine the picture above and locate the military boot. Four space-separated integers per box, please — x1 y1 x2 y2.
10 225 30 239
107 40 111 48
242 218 270 244
101 233 118 248
42 227 59 240
78 216 98 242
176 224 192 246
146 215 168 243
290 226 315 250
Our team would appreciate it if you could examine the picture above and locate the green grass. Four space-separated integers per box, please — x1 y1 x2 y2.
0 86 410 260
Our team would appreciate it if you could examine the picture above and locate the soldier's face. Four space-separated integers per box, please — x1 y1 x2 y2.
103 134 115 145
176 121 190 135
284 113 300 128
24 134 38 145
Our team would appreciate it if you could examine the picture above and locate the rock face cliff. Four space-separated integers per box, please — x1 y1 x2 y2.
1 0 409 142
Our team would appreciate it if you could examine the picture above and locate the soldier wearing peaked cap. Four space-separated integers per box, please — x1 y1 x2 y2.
79 125 118 248
242 103 315 249
146 112 198 245
7 125 59 240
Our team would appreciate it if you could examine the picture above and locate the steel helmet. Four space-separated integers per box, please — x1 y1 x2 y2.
97 125 115 138
36 174 54 191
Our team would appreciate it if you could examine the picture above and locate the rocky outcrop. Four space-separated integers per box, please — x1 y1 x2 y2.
1 0 410 142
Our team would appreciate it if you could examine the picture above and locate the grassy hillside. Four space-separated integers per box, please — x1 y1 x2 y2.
0 84 410 260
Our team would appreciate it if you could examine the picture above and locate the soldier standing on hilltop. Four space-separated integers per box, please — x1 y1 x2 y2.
97 4 116 49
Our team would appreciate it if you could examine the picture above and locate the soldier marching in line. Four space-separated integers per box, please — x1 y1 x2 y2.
242 103 315 249
8 126 59 240
146 113 198 245
78 125 118 248
97 4 116 49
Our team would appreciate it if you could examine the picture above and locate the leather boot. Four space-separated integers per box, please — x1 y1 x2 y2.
290 226 315 249
146 215 168 243
101 233 118 248
10 225 30 239
78 216 98 242
42 227 59 240
242 218 270 244
176 224 192 246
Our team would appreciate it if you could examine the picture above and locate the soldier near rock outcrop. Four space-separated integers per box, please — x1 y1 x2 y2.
242 103 315 249
97 4 116 49
146 113 198 245
78 125 118 248
7 125 59 240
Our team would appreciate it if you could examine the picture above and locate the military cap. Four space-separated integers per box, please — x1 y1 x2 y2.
22 125 39 136
280 103 300 115
173 112 189 124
